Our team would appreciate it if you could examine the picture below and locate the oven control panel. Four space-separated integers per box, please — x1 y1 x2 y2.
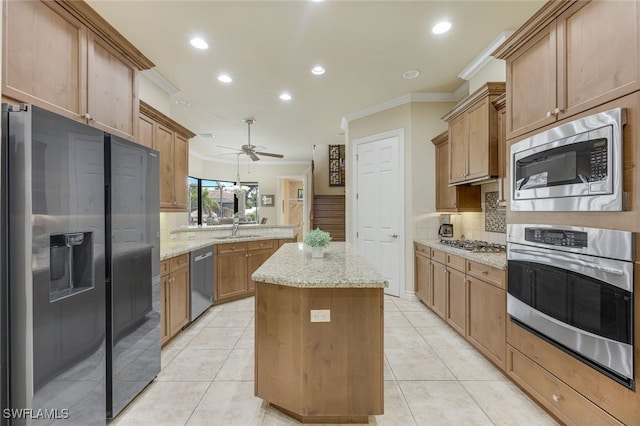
524 228 588 248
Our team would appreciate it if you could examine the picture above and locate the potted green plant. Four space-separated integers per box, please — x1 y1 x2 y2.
304 228 332 258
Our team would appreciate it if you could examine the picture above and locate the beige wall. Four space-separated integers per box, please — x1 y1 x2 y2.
139 74 171 116
313 144 346 196
468 57 506 94
346 101 454 298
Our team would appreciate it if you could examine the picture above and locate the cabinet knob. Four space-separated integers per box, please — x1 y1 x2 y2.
546 111 552 117
481 270 488 275
552 394 561 403
554 107 561 114
83 113 93 121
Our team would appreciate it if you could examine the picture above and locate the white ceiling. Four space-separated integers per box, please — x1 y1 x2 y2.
87 1 543 162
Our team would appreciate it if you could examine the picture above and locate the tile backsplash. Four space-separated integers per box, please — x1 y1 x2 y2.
413 182 506 245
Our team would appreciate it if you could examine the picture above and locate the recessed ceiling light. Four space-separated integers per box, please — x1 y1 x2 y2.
190 37 209 49
279 93 292 101
311 66 326 75
218 74 232 83
175 100 190 106
403 70 421 80
432 21 452 35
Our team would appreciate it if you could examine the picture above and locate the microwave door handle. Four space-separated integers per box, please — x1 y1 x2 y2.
509 248 625 276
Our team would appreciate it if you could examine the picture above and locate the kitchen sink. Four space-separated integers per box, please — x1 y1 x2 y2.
214 235 261 240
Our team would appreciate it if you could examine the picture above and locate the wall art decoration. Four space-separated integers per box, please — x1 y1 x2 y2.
329 144 345 186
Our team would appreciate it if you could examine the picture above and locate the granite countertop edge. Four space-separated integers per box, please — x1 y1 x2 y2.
414 239 507 270
161 234 295 260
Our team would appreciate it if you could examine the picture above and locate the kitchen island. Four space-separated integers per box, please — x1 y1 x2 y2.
252 242 387 424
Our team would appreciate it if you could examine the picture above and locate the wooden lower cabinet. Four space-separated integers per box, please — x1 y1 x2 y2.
431 260 447 320
215 239 276 303
467 276 506 369
446 268 466 336
160 254 190 346
507 346 622 425
414 244 432 306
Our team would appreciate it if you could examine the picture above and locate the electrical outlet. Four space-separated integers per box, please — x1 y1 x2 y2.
310 309 330 322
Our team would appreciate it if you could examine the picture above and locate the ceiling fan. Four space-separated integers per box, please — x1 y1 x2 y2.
218 118 284 161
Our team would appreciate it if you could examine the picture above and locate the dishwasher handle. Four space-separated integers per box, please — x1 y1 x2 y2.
194 251 213 262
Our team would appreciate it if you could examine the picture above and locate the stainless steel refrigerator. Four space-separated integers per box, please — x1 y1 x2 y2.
1 104 160 425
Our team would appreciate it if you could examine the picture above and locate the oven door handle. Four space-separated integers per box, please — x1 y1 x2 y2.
509 248 625 276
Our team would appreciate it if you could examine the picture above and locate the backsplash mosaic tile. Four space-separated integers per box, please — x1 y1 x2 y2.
485 191 506 233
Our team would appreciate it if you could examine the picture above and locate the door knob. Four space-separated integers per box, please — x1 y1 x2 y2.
390 234 398 238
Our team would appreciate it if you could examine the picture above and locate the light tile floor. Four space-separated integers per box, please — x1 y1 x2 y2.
111 295 558 426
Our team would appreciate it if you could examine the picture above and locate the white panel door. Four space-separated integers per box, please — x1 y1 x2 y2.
356 136 401 296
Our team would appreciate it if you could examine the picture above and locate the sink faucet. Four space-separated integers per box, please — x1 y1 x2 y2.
231 213 240 237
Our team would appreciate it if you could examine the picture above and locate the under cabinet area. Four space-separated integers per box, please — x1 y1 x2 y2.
160 254 190 346
442 82 505 185
2 0 153 141
495 0 640 139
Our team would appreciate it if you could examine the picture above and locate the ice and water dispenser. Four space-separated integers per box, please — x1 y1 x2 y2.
49 231 93 301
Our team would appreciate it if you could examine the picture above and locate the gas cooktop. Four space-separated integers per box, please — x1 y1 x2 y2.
439 239 506 253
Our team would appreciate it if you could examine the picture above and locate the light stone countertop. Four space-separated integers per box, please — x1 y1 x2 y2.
251 242 388 289
414 239 507 270
161 234 295 260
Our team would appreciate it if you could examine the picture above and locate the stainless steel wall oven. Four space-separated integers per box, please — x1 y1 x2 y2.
507 224 634 388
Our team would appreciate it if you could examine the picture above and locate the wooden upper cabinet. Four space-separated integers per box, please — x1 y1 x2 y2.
495 0 640 140
3 1 85 121
442 82 504 185
431 131 481 212
2 1 153 140
87 32 138 140
493 94 508 207
140 101 195 212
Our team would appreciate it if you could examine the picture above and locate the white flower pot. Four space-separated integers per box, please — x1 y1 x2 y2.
311 246 324 259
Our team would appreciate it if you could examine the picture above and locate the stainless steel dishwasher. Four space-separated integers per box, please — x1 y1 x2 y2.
190 246 215 321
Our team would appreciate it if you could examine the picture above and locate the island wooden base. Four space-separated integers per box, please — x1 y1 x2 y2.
255 282 384 424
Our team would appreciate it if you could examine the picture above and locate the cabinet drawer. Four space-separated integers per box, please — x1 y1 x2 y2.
507 346 622 425
248 239 275 251
216 242 248 255
160 259 170 276
430 248 446 264
446 253 465 271
169 253 189 271
466 260 505 289
415 243 430 257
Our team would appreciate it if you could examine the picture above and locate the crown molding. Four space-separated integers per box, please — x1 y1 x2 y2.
458 31 513 81
142 69 180 95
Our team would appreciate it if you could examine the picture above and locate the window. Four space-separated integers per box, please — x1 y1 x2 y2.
189 177 259 226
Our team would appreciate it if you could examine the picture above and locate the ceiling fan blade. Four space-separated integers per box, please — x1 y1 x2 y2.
218 145 243 152
248 152 260 161
255 151 284 159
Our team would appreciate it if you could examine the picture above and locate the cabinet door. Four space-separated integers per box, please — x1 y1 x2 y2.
506 22 558 139
497 103 507 205
87 32 138 140
247 248 275 293
446 268 467 336
173 134 189 210
448 116 467 184
431 262 447 320
3 0 85 121
435 141 457 210
557 0 640 119
216 251 248 302
466 100 493 181
138 113 155 149
157 124 175 209
415 252 432 306
168 267 189 337
467 276 506 369
160 275 169 345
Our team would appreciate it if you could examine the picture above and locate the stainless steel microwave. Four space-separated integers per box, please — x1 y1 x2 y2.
510 108 626 211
